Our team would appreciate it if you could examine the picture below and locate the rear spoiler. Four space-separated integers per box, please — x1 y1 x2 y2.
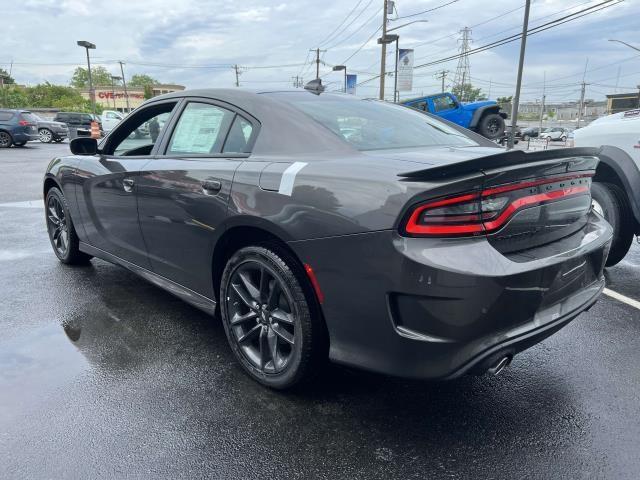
398 147 601 181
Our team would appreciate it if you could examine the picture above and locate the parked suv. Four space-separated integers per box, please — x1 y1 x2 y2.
32 114 69 143
53 111 103 136
0 109 39 148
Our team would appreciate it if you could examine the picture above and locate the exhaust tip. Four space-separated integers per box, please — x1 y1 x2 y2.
487 355 512 376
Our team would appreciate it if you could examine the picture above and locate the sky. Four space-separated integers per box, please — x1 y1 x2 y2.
1 0 638 103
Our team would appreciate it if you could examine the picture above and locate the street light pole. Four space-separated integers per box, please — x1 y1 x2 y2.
394 37 399 102
379 0 389 100
77 41 96 114
118 61 131 113
111 76 122 111
507 0 531 150
332 65 347 93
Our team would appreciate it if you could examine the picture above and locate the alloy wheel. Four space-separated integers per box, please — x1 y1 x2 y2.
226 259 297 374
487 119 500 135
0 131 11 148
39 129 52 143
592 198 604 217
46 195 69 256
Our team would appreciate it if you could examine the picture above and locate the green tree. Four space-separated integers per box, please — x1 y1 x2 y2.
0 68 16 85
129 74 159 87
0 83 97 112
143 84 154 100
452 83 487 102
70 66 113 88
496 96 513 104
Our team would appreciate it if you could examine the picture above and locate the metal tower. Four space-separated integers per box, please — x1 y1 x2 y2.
452 27 472 101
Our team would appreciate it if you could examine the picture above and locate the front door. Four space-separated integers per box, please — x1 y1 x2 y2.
74 100 180 268
136 100 257 296
429 94 462 125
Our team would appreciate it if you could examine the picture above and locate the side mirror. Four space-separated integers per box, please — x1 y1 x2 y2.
70 137 98 155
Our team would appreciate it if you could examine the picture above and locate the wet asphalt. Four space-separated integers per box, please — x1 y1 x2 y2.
1 142 639 479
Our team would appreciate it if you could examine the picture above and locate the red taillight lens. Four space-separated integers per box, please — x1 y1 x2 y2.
18 120 30 126
403 174 592 237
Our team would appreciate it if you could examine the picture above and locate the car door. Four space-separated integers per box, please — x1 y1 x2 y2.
136 98 258 296
428 94 462 125
73 99 181 269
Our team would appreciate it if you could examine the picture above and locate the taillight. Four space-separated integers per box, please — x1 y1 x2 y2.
18 120 30 126
403 174 593 237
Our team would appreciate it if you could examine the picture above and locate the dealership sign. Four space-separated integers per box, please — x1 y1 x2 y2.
397 49 414 92
346 74 357 95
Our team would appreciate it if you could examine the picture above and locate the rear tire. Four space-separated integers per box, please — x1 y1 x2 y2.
478 113 505 140
45 187 92 265
220 244 326 389
0 131 12 148
591 182 634 267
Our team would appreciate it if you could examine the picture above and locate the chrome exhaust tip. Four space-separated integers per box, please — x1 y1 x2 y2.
487 356 512 376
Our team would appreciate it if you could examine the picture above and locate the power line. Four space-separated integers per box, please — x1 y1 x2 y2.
391 0 460 21
323 0 376 49
324 4 381 51
316 0 365 47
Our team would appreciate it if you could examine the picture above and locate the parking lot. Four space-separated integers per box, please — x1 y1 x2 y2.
1 142 639 479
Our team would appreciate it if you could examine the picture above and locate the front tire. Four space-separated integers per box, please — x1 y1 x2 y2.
591 182 634 266
45 187 92 265
478 113 505 140
220 245 326 389
39 128 53 143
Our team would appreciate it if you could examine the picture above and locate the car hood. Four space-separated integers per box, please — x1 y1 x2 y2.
461 100 498 111
363 145 504 168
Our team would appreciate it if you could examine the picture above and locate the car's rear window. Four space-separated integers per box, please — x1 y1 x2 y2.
267 92 478 151
19 112 38 123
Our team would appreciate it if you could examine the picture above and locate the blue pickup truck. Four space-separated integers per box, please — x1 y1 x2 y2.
402 93 507 140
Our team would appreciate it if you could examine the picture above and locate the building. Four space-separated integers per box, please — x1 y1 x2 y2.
606 92 640 114
81 84 185 112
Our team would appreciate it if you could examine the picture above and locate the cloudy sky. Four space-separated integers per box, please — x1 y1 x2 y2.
2 0 637 102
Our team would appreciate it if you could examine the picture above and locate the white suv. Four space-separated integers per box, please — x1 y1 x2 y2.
101 110 125 133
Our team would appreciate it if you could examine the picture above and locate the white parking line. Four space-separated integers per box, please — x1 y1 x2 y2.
603 288 640 311
0 200 43 209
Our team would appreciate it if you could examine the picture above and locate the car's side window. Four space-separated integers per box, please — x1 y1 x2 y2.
104 102 177 157
222 115 253 154
410 101 427 112
433 95 456 113
167 102 235 155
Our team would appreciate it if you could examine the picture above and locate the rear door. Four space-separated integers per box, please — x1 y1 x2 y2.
74 100 180 268
136 98 257 296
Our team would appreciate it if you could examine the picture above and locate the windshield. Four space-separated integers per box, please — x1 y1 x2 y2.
268 93 478 151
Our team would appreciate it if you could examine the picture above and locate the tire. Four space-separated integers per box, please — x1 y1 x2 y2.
523 134 530 141
591 182 634 267
220 244 326 389
0 131 12 148
45 187 92 265
39 128 53 143
561 136 567 142
478 113 505 140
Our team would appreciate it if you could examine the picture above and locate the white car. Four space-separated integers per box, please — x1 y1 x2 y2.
101 110 125 133
539 127 571 142
574 109 640 265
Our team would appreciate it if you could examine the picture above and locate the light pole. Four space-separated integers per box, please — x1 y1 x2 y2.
609 40 640 108
77 40 96 114
111 75 122 110
332 65 347 93
507 0 531 150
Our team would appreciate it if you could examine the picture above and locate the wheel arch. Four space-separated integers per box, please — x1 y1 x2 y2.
596 145 640 232
469 105 502 129
43 175 61 198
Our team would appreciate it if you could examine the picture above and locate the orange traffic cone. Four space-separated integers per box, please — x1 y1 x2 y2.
90 121 100 139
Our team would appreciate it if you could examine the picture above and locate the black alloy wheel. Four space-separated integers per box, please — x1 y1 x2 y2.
220 245 326 389
46 194 70 257
0 131 13 148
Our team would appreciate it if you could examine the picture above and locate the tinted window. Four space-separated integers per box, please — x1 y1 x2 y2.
0 112 14 121
270 93 477 151
55 113 69 122
432 95 457 112
19 112 38 123
111 107 174 156
223 116 253 153
409 101 427 112
167 103 235 155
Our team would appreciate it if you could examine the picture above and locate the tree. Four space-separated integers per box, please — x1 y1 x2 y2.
496 96 513 104
70 66 113 88
143 84 154 100
452 83 487 102
129 74 159 87
0 83 96 112
0 68 15 85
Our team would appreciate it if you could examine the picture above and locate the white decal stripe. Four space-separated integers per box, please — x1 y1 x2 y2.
278 162 307 196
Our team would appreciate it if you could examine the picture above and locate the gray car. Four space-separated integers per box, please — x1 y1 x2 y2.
33 114 69 143
43 87 612 389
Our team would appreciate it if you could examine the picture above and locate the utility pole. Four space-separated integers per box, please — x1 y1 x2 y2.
577 60 589 128
309 48 326 80
435 70 448 93
118 61 130 113
234 65 241 87
507 0 531 150
539 71 546 133
291 76 303 88
379 0 389 100
488 78 492 98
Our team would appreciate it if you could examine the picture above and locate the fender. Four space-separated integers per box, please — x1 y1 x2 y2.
597 145 640 227
468 105 503 129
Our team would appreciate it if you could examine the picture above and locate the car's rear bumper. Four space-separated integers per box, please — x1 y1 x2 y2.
289 212 612 379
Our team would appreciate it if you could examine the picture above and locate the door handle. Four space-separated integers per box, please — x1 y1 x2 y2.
202 180 222 195
123 178 135 193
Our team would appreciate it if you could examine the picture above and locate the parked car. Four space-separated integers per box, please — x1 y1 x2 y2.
403 92 507 140
32 114 69 143
540 127 571 142
53 111 103 136
44 87 612 389
521 126 542 140
574 109 640 265
0 109 39 148
101 110 126 133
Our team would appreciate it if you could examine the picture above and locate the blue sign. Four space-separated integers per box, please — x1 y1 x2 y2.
346 74 357 95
